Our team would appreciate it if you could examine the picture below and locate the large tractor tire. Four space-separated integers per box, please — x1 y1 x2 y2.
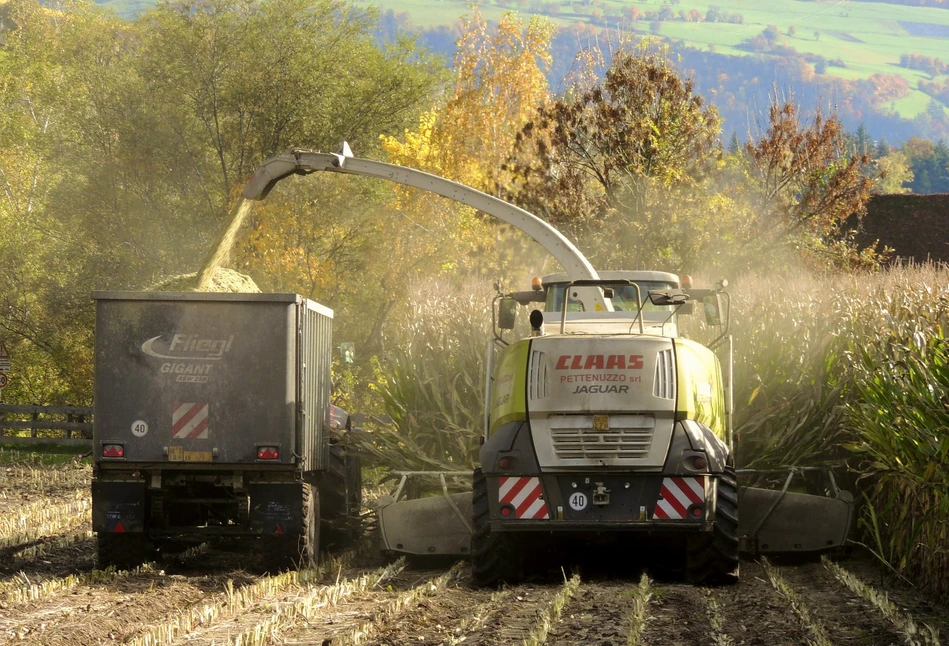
262 482 319 572
97 533 153 571
471 468 525 587
321 443 362 548
685 467 740 585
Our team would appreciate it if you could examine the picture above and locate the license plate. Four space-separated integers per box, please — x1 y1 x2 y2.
167 445 183 461
593 415 610 431
183 450 213 462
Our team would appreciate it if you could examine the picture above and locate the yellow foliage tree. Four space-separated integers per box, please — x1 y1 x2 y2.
383 9 553 190
380 9 555 281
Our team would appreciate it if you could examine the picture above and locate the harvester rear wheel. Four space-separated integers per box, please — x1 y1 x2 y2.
471 468 525 587
97 533 153 571
686 467 740 584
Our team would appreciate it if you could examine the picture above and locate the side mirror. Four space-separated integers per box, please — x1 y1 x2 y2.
703 294 723 326
648 289 689 306
498 298 517 330
339 342 355 364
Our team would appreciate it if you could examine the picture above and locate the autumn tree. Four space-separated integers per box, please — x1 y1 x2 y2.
501 42 722 271
141 0 442 203
0 0 117 403
383 9 554 191
744 99 882 268
873 151 914 193
378 10 556 285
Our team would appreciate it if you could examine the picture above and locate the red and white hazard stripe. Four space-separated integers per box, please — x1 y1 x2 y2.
652 476 705 519
172 402 209 439
499 476 550 519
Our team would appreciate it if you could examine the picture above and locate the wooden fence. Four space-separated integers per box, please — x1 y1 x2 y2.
0 404 93 446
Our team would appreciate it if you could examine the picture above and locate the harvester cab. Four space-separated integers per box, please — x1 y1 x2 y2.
498 271 727 337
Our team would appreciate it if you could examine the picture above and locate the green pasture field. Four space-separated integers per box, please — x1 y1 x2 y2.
889 90 939 118
71 0 949 119
365 0 949 117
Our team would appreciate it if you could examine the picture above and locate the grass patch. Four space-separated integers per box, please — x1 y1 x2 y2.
0 444 91 464
889 91 939 119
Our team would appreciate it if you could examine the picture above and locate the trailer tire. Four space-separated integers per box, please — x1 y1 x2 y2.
97 533 153 570
262 483 318 572
686 467 740 585
321 443 362 548
471 468 524 587
303 482 320 568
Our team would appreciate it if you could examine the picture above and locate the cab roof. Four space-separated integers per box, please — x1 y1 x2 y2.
542 270 680 286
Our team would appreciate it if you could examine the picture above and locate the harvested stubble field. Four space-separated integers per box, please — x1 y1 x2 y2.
2 452 949 646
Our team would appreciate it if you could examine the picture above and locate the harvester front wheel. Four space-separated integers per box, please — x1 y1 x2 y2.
686 467 740 585
471 468 524 587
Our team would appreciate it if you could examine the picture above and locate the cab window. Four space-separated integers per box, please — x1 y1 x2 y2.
545 282 677 313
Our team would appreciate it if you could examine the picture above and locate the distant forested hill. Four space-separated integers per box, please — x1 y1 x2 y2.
373 0 949 143
74 0 949 142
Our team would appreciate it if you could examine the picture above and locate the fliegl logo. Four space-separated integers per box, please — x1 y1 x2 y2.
141 334 234 383
555 354 643 394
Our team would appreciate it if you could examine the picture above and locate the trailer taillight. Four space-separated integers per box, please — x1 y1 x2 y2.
257 446 279 460
102 444 125 458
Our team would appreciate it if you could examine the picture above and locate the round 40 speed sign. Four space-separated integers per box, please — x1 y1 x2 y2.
568 491 588 511
0 373 8 389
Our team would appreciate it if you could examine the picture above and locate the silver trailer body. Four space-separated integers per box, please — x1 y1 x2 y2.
92 291 332 471
90 292 345 570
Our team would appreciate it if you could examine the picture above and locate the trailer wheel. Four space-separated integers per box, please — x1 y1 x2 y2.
303 482 320 568
321 443 362 548
686 467 740 585
471 468 524 587
262 483 318 572
97 533 153 570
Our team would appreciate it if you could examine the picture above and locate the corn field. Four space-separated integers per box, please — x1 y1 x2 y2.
721 264 949 603
365 265 949 602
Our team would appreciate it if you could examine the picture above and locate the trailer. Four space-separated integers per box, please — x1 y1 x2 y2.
91 291 361 570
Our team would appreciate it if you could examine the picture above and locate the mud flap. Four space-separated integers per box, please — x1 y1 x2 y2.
92 481 146 534
738 486 853 554
377 493 473 556
249 482 304 536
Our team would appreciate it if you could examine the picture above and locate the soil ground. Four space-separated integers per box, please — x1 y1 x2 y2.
2 460 947 646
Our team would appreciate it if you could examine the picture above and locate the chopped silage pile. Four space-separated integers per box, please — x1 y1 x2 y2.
148 267 261 293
